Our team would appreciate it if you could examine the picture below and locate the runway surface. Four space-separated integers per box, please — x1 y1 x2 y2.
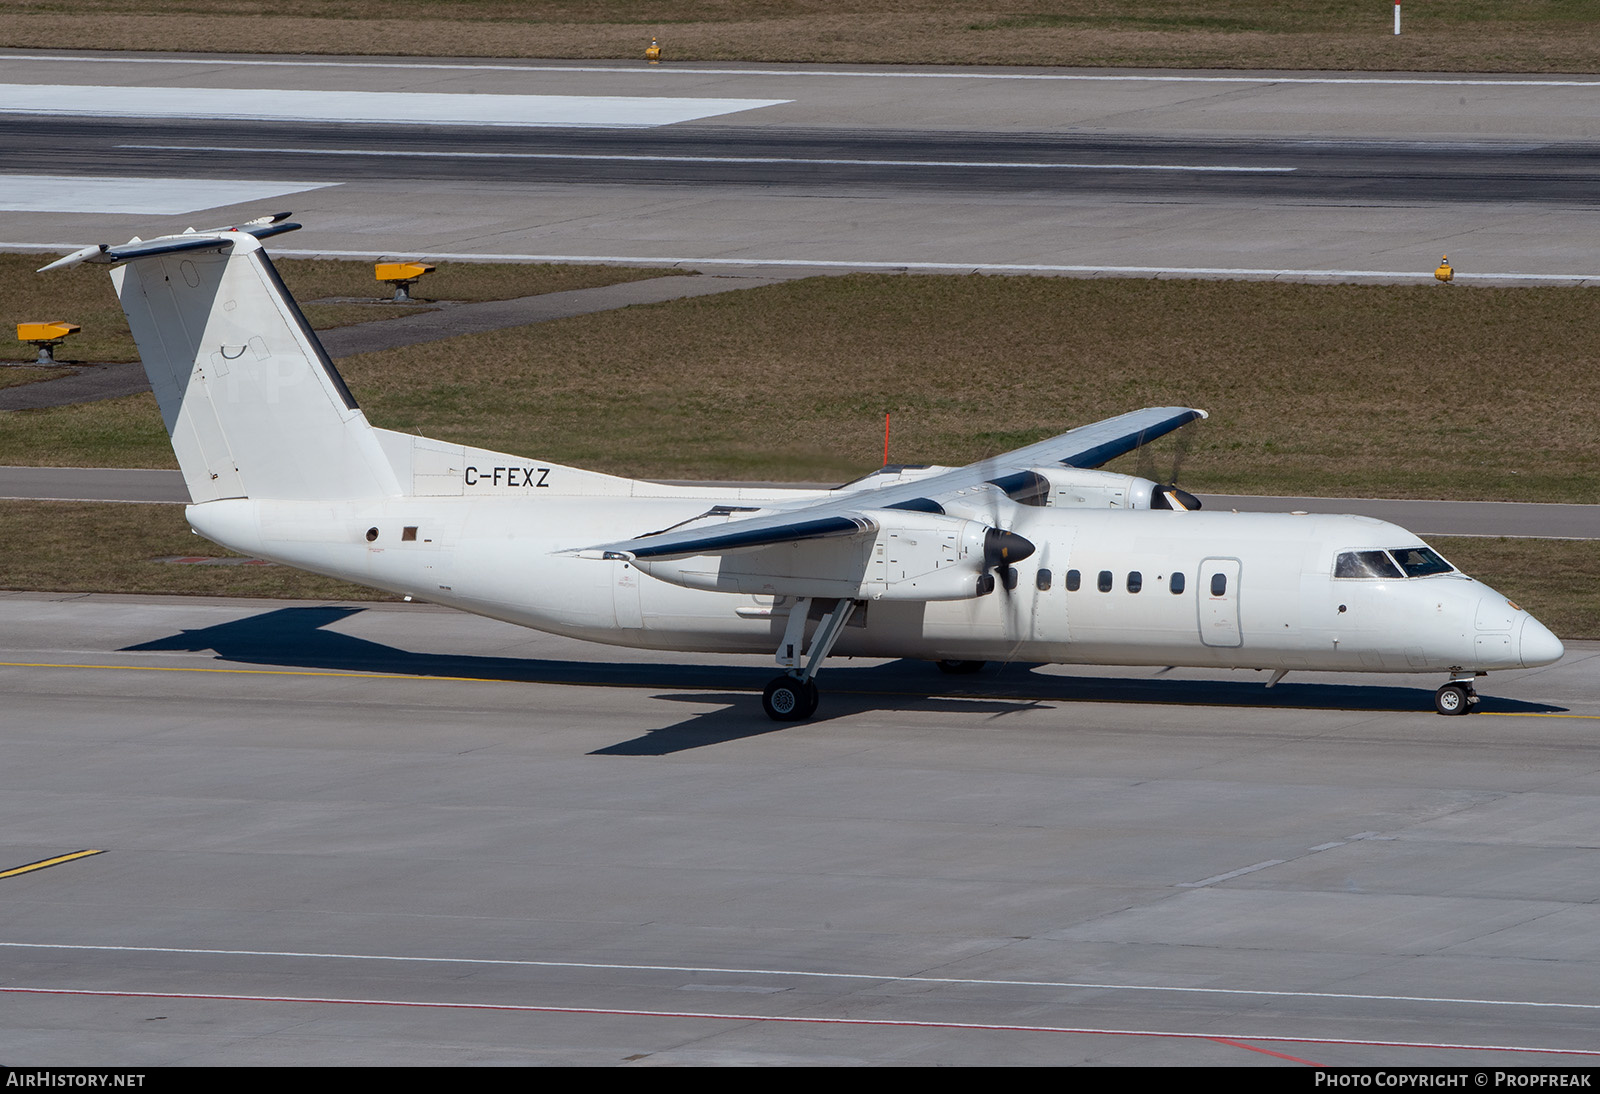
8 116 1599 208
2 51 1599 280
3 466 1595 540
2 590 1599 1065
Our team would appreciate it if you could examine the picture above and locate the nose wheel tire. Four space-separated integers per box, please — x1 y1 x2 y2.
763 676 820 722
1434 683 1476 716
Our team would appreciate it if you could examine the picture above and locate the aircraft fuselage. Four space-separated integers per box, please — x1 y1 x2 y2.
186 495 1560 677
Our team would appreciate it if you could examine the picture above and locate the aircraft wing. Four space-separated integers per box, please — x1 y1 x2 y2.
588 406 1205 560
943 405 1206 477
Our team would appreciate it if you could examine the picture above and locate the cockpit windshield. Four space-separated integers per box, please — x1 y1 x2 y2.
1390 545 1455 577
1334 550 1403 579
1334 546 1456 579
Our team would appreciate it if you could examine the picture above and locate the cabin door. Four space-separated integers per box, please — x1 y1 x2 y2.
1197 557 1242 648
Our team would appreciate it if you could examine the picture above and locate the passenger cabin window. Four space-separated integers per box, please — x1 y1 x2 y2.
1334 550 1404 580
1127 571 1142 593
1391 546 1454 577
1097 570 1113 592
1036 568 1052 592
1170 572 1185 595
1210 573 1227 597
1066 569 1081 592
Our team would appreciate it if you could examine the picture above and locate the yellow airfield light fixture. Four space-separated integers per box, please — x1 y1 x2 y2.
375 261 435 302
16 320 80 364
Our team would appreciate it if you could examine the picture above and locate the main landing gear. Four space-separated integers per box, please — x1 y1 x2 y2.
761 597 860 722
762 676 818 720
1434 671 1485 716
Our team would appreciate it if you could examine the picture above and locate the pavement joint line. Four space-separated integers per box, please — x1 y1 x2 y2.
1383 534 1600 541
0 496 175 504
124 250 1600 284
3 983 1598 1057
3 662 1596 716
1210 1038 1322 1065
116 144 1299 173
6 55 1600 87
4 243 1599 283
0 849 104 880
0 659 768 692
0 660 493 683
9 940 1600 1013
1179 859 1285 887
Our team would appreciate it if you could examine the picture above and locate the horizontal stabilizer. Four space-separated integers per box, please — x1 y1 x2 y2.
37 214 301 272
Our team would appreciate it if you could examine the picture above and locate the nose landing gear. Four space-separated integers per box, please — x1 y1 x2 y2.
1434 671 1484 716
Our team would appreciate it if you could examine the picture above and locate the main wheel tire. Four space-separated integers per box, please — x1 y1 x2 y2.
796 679 820 719
763 676 818 722
1435 683 1470 716
935 660 987 675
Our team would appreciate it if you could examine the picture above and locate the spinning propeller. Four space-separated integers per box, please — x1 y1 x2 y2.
1136 419 1203 511
969 483 1039 664
966 482 1036 599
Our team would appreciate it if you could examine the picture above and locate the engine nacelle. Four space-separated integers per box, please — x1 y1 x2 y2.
995 467 1199 510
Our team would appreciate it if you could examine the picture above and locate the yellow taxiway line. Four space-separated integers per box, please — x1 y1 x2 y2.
0 849 104 880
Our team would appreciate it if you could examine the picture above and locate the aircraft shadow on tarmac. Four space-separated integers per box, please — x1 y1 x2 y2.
120 606 1564 755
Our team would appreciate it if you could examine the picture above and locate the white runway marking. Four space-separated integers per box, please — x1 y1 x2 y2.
5 54 1600 88
121 143 1297 174
0 84 789 128
2 242 1596 285
6 941 1598 1013
251 250 1600 285
0 174 334 214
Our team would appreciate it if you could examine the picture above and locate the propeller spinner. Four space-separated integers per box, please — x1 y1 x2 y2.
976 527 1035 596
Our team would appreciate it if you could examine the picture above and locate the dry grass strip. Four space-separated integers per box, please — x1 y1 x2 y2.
2 2 1597 73
5 274 1598 504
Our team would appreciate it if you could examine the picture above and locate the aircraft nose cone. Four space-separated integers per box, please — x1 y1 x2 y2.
1518 615 1565 667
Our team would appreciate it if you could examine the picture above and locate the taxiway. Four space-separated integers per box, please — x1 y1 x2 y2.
2 591 1599 1065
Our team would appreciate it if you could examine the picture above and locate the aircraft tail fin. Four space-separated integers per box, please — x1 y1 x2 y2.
48 219 401 503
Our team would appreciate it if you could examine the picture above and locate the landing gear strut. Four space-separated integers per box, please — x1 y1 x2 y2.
761 597 859 722
1434 671 1483 716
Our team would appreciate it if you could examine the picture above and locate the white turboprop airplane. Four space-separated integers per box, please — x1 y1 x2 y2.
42 217 1564 720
